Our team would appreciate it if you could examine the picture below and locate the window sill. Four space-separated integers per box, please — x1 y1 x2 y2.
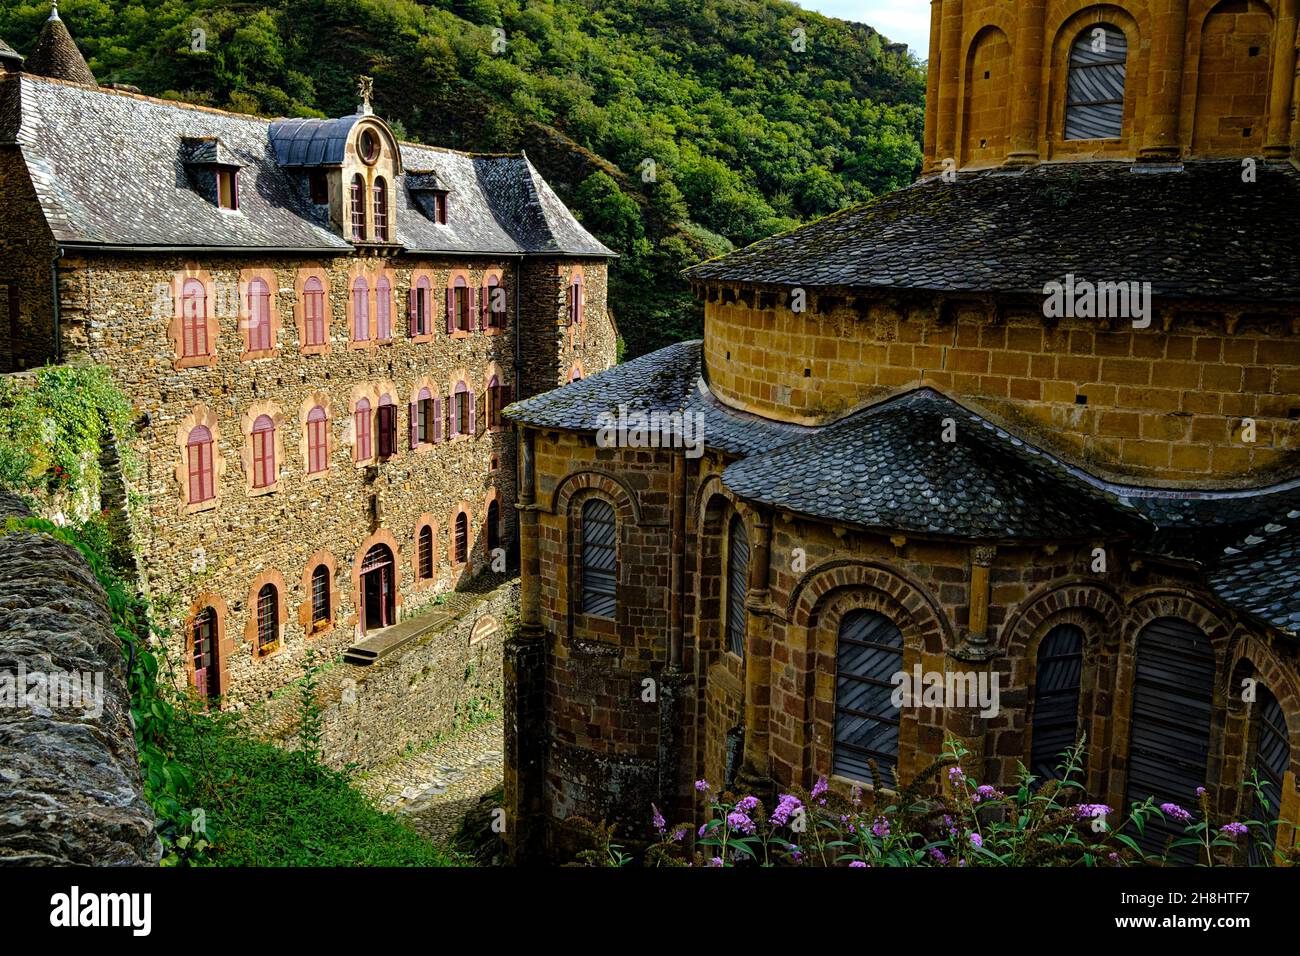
299 343 330 357
247 484 279 498
173 353 217 371
239 348 278 362
180 497 220 517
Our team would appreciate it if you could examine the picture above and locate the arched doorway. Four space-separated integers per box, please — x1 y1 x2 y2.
360 543 396 633
191 606 219 702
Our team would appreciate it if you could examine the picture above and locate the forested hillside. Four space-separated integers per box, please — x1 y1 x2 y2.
0 0 926 357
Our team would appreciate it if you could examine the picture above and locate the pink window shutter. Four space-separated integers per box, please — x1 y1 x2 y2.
469 391 476 436
433 400 442 443
408 288 417 337
446 287 455 334
409 403 418 449
444 396 452 438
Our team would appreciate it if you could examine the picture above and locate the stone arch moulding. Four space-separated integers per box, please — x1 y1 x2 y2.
958 24 1015 167
244 568 289 659
1001 577 1127 657
547 469 644 525
411 513 440 589
788 559 953 656
174 404 228 516
1226 631 1300 746
350 527 404 634
298 549 340 637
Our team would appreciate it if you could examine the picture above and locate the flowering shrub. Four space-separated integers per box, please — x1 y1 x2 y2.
567 740 1296 867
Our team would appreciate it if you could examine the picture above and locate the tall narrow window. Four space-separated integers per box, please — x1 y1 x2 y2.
251 415 276 489
487 499 500 553
725 514 749 657
352 277 369 341
580 499 617 618
181 279 207 357
256 583 279 655
454 511 469 565
354 398 372 462
569 274 584 325
191 607 218 701
431 190 448 224
373 177 389 242
303 277 326 346
217 169 238 210
417 388 435 444
1029 623 1085 782
1125 618 1216 857
418 525 434 580
310 564 330 631
454 277 470 332
1064 24 1128 141
376 277 392 340
350 174 366 240
306 405 328 474
833 610 904 790
410 277 430 337
453 382 472 436
485 275 502 328
186 426 215 504
377 395 397 459
1248 686 1291 863
246 278 272 352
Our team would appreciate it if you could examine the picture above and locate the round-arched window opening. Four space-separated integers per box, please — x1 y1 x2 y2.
359 129 381 165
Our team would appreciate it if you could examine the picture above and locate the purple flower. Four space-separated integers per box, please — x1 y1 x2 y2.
651 803 666 834
871 816 890 838
1160 803 1192 822
698 823 708 838
790 849 803 863
770 794 803 827
671 828 686 842
1195 786 1207 798
929 848 948 864
1220 821 1248 837
848 860 868 868
851 785 862 807
1075 804 1112 820
969 832 983 849
948 766 965 785
811 776 829 804
708 856 724 867
973 785 1003 803
726 810 756 834
695 779 711 793
736 795 759 812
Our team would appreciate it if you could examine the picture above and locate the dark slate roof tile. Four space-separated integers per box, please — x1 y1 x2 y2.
1209 513 1300 636
685 161 1300 304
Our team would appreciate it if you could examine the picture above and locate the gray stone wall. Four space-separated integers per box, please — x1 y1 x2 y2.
0 489 159 865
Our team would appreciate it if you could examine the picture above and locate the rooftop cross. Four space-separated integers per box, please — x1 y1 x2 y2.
356 75 374 116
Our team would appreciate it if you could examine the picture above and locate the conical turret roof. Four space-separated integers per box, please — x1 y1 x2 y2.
24 4 96 87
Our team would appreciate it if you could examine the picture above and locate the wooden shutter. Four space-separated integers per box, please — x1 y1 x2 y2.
446 287 455 333
725 514 749 657
833 610 903 790
469 391 477 436
1029 624 1084 782
443 396 452 440
378 404 395 458
1064 25 1127 141
408 287 418 337
1124 617 1215 857
580 499 617 617
408 403 418 449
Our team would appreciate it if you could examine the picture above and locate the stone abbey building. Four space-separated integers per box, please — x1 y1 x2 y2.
505 0 1300 860
0 8 616 704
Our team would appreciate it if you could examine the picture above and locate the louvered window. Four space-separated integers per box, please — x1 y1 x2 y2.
1250 686 1291 865
1124 617 1215 857
354 398 372 462
376 277 392 340
251 415 276 489
181 279 207 357
306 406 328 474
1065 24 1127 140
186 426 215 503
725 514 749 657
580 499 616 618
246 278 271 351
303 277 326 346
1029 623 1084 782
352 278 369 341
833 609 903 790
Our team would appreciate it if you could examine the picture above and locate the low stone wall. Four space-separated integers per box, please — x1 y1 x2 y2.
257 577 518 772
0 489 160 865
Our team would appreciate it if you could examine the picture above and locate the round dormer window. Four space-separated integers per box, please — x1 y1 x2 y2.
359 129 381 165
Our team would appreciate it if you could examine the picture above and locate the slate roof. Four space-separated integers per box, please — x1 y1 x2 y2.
268 116 364 167
685 161 1300 304
1208 512 1300 636
0 38 22 66
1122 483 1300 562
22 12 95 87
0 75 614 256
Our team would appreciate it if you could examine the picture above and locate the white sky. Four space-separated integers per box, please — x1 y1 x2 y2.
796 1 932 57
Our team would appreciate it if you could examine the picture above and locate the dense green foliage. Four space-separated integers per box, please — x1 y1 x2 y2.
0 0 925 356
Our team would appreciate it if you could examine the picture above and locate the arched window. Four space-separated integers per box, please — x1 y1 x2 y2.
191 606 219 701
246 278 272 352
485 274 502 328
1029 623 1084 782
310 564 330 631
833 609 904 790
373 177 389 242
725 514 749 657
1065 24 1128 141
448 276 470 333
486 375 510 429
186 425 215 504
350 174 366 240
181 278 207 357
413 387 436 445
568 274 584 325
306 406 328 474
569 364 583 383
487 499 500 553
580 499 616 618
1250 685 1291 864
1125 617 1216 856
354 398 372 462
377 394 397 459
454 511 469 565
256 583 279 655
303 276 326 346
376 276 392 340
453 381 472 436
352 277 370 342
410 276 431 337
251 414 276 488
418 525 434 580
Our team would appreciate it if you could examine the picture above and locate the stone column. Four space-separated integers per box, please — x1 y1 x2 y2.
934 0 965 169
1266 0 1298 159
740 508 774 787
946 545 997 774
1006 0 1047 165
517 427 541 635
922 0 944 173
1138 0 1189 162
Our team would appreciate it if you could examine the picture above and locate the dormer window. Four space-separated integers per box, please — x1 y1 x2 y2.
431 190 448 225
359 129 381 164
373 177 389 242
217 169 238 210
350 174 366 241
